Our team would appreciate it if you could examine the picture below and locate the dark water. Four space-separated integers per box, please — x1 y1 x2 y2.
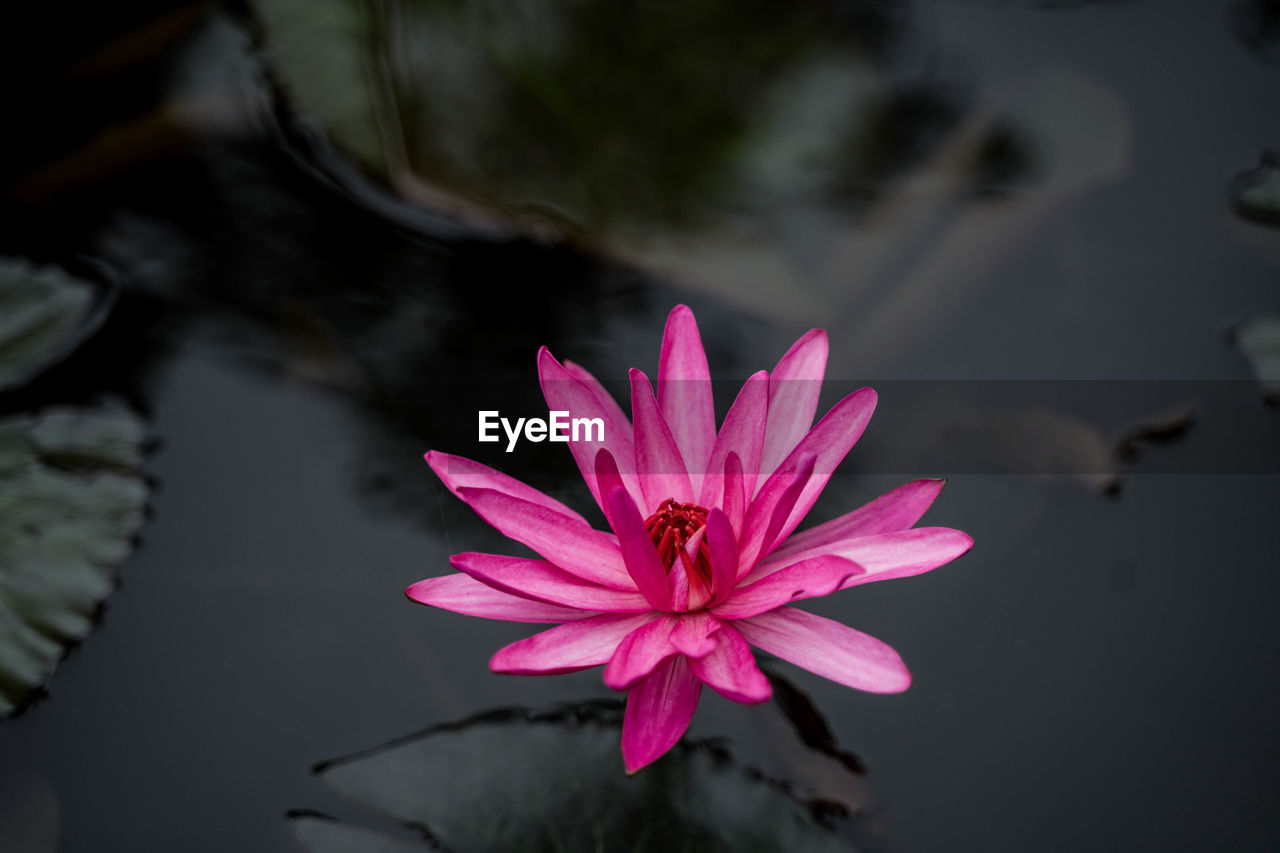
1 0 1278 851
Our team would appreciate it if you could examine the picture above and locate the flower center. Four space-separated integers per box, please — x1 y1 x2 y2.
643 498 713 590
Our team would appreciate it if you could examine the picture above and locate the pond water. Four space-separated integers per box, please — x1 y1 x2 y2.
1 0 1278 850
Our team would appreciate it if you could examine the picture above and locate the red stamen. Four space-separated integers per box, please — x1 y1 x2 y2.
642 498 714 592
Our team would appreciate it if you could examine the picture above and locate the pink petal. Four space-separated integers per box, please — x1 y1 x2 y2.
711 555 864 620
680 526 713 611
450 552 651 612
538 347 644 512
426 451 590 527
743 387 878 566
735 607 911 693
689 624 772 704
593 448 629 526
718 452 748 538
490 611 656 674
760 330 828 482
700 371 767 507
669 611 719 658
667 559 690 613
607 486 673 610
737 453 817 575
658 306 716 497
767 478 946 564
621 655 702 773
454 486 633 589
405 575 593 623
630 368 694 508
704 508 739 606
603 614 678 689
563 359 628 421
749 526 973 587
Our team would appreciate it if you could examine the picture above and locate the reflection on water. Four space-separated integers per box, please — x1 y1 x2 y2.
249 0 916 230
244 0 1051 344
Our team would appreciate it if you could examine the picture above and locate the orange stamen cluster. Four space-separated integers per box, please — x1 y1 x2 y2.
644 498 713 589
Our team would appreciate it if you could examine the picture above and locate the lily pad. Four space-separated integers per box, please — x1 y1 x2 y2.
0 404 148 716
1231 315 1280 404
0 258 117 393
292 701 855 853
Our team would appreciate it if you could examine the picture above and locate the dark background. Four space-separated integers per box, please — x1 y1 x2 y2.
1 0 1278 850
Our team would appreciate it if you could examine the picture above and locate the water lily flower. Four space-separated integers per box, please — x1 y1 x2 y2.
408 306 973 772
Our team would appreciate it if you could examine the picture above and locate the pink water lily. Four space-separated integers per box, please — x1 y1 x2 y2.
407 306 972 772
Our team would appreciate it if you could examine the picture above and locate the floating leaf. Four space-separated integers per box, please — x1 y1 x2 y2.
0 258 115 393
1231 315 1280 404
293 702 855 853
1232 152 1280 226
0 404 148 716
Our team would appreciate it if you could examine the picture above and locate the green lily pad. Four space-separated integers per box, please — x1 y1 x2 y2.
292 702 855 853
0 258 104 393
0 404 148 716
1232 315 1280 404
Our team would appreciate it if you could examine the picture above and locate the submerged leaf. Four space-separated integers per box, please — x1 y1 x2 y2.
246 0 1019 244
294 702 855 853
0 404 148 716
